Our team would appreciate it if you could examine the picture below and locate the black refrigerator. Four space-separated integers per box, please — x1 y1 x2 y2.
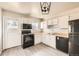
69 19 79 56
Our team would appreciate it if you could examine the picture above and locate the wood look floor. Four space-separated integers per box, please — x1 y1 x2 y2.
1 43 68 56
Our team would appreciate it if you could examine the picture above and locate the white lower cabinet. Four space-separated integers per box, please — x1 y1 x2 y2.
34 34 42 45
48 35 56 48
42 34 56 49
42 34 49 44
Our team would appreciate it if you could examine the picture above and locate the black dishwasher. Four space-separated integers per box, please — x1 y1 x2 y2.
56 36 69 53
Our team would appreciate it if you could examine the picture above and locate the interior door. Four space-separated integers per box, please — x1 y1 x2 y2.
3 16 21 49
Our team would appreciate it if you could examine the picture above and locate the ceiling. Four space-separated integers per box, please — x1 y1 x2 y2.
0 2 32 14
0 2 79 18
51 2 79 15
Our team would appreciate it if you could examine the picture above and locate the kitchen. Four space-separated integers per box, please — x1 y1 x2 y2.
0 2 79 56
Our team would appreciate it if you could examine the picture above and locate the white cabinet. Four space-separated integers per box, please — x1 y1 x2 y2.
48 20 53 25
58 16 69 28
52 18 58 25
35 34 42 45
48 35 56 48
42 34 50 44
47 18 58 25
42 34 56 48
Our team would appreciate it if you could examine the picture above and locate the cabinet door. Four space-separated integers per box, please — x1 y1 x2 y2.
47 18 58 25
48 35 56 48
48 20 53 25
42 34 56 48
52 18 58 25
46 35 50 45
58 16 69 28
35 34 42 45
42 34 50 45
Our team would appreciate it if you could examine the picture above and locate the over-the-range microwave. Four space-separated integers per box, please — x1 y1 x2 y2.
22 24 32 29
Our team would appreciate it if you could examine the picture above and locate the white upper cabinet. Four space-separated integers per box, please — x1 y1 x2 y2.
52 18 58 25
47 18 58 25
58 16 69 28
47 20 53 25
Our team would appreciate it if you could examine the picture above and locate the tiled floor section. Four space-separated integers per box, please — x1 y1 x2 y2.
1 43 68 56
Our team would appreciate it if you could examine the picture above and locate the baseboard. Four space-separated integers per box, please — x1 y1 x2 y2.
34 42 43 45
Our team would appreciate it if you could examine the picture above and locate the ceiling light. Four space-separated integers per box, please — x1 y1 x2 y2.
40 2 51 15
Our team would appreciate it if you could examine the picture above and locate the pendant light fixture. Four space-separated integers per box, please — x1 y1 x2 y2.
40 2 51 14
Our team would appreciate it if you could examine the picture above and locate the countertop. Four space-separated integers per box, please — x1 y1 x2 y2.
32 31 69 38
43 32 69 38
51 32 69 38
